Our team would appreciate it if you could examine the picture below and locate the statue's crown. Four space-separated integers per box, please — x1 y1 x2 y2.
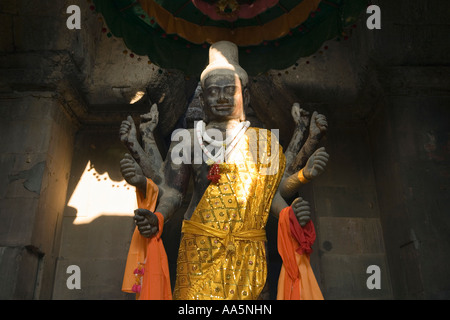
200 41 248 87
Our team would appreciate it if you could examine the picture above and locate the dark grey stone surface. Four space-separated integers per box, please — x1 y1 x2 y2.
0 0 449 300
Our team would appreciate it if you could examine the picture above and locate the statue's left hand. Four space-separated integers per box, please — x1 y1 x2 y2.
292 197 311 227
303 147 329 180
120 153 146 188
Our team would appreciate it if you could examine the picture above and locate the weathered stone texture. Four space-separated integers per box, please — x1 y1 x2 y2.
0 0 449 301
0 93 76 299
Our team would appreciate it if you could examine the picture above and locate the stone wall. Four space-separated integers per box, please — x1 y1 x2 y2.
51 127 188 299
0 92 76 299
363 0 450 299
368 68 450 299
312 118 393 299
52 128 136 299
1 0 449 300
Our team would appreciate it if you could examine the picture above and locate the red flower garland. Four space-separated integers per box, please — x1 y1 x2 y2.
207 163 221 184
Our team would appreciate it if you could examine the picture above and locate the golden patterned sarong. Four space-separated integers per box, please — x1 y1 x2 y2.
173 128 286 300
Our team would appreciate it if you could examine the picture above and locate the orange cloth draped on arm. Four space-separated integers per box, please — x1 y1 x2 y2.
277 206 323 300
121 178 172 300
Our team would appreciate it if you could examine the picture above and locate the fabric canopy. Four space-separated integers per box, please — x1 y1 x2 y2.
92 0 368 76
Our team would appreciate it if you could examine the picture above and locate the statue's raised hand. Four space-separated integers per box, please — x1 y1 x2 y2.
291 102 310 128
309 111 328 138
120 153 146 188
139 103 159 137
120 115 138 144
134 208 159 238
303 147 329 180
292 197 311 227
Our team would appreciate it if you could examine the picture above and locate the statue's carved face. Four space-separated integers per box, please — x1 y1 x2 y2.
201 73 248 122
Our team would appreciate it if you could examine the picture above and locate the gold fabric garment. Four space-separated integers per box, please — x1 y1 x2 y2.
173 128 286 300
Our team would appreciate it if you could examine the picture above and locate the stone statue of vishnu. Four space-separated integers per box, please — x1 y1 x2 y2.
119 41 329 300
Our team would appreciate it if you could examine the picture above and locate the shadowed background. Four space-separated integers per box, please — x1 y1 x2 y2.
0 0 449 299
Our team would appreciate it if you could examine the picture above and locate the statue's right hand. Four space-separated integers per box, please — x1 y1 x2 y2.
134 208 159 238
303 147 329 180
119 115 137 144
292 197 311 227
120 153 145 187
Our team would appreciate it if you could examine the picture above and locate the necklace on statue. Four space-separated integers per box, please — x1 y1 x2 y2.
195 120 250 184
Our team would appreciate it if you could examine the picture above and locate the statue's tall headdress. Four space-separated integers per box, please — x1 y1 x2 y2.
200 41 248 87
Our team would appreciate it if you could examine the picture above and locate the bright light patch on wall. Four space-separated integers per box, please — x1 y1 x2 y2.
130 90 145 104
68 161 137 225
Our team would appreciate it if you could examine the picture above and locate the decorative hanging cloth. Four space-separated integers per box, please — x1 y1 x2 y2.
172 127 286 300
276 205 323 300
138 0 320 45
92 0 370 76
121 178 172 300
191 0 281 22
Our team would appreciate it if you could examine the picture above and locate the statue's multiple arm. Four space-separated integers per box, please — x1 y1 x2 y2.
133 139 191 238
279 147 329 199
284 103 310 168
154 139 191 223
138 103 164 175
119 105 163 185
270 189 312 227
119 153 147 195
274 103 329 226
287 110 328 175
121 100 329 235
119 102 190 237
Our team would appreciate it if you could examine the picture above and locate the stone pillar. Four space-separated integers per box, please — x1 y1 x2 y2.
0 92 77 299
309 116 393 299
369 66 450 299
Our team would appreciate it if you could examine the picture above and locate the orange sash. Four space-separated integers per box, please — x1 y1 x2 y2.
276 206 323 300
121 178 172 300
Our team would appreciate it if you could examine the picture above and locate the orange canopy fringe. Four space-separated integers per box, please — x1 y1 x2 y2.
138 0 321 45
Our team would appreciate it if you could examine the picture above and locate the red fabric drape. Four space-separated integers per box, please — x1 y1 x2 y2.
277 206 323 300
